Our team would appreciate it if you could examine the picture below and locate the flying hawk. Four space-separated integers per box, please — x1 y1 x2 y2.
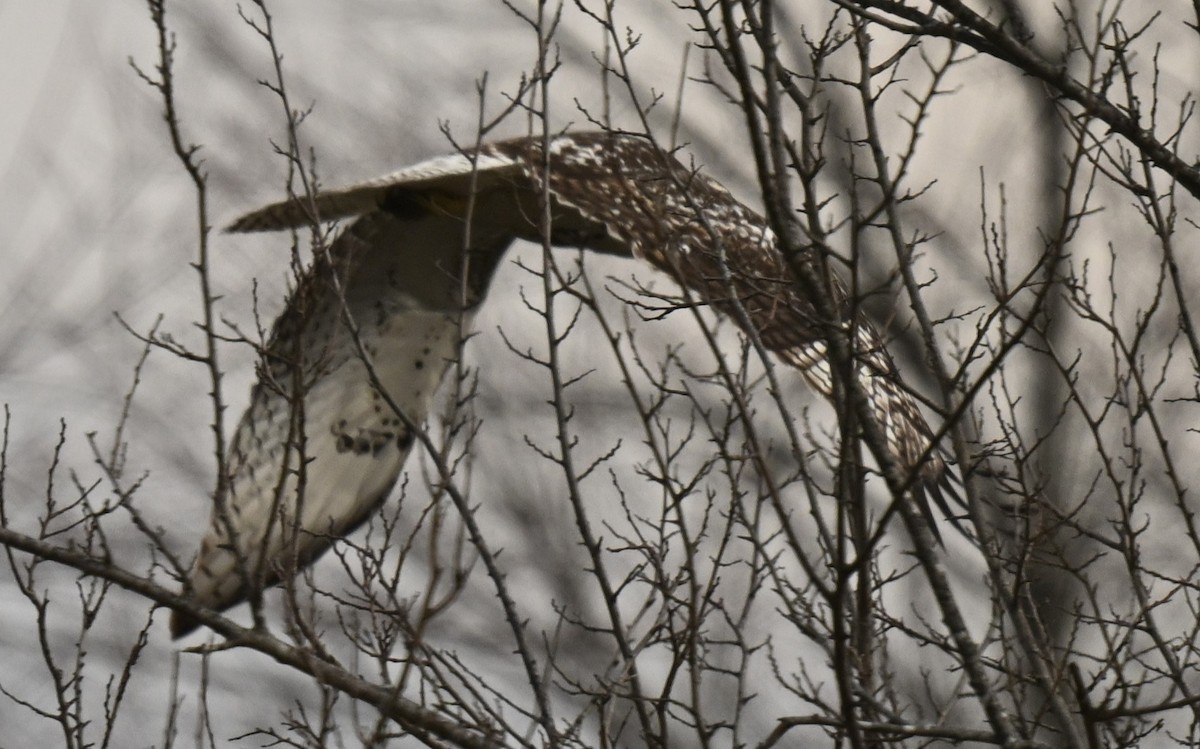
171 131 956 637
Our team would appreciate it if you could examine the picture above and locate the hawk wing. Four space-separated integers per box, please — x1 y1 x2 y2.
226 150 526 232
486 133 957 526
173 132 954 637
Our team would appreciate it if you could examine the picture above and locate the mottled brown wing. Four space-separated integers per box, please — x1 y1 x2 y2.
491 132 957 533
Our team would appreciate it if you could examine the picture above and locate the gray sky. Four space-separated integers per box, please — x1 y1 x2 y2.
0 3 69 175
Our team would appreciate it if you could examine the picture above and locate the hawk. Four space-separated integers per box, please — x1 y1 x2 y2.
170 131 956 637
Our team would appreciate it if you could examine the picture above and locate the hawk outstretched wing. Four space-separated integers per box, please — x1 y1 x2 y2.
171 131 955 637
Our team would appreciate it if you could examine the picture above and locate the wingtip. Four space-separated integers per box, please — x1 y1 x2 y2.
224 218 249 234
911 482 945 545
225 197 318 233
225 209 281 234
917 465 971 544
